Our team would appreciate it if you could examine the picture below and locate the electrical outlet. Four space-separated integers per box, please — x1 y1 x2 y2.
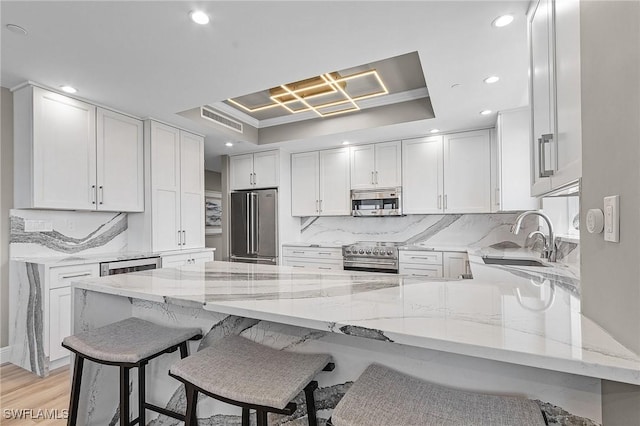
66 219 75 231
604 195 620 243
24 220 53 232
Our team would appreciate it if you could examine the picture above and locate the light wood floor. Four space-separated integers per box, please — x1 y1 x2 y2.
0 363 70 425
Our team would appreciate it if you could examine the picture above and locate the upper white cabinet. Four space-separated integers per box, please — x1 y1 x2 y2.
128 121 204 252
492 109 538 212
291 147 350 217
230 150 279 190
403 130 492 214
13 85 143 212
402 136 443 214
528 0 582 196
443 130 492 213
350 141 401 189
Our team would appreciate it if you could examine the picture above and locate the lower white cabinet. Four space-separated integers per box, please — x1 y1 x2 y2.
161 250 214 268
281 246 343 270
399 250 470 279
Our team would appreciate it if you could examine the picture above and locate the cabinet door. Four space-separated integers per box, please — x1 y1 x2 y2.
402 136 443 214
319 148 350 216
374 141 401 188
350 144 376 189
230 154 254 190
443 130 491 213
96 109 144 212
253 151 279 188
32 87 96 210
180 131 205 250
529 0 555 196
49 287 71 362
291 152 320 216
151 122 182 252
443 252 469 279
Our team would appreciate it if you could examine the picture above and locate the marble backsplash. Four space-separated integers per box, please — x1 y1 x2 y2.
9 209 128 259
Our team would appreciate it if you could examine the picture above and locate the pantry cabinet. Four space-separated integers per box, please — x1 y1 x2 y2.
291 148 350 216
230 150 279 190
13 85 143 211
350 141 401 189
402 129 491 214
128 121 205 253
528 0 582 196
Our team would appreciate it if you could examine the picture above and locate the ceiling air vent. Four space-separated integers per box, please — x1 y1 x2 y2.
201 107 243 134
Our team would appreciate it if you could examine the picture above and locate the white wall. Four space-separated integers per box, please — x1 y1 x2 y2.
580 1 640 353
1 87 14 348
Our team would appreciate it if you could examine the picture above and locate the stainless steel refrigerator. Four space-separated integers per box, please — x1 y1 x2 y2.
230 189 278 265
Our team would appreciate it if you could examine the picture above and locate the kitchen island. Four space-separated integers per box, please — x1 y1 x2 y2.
70 253 640 425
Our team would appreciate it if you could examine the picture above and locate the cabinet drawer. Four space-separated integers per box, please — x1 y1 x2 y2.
162 250 213 267
282 246 342 259
49 264 100 289
399 265 443 278
399 251 443 265
283 258 343 271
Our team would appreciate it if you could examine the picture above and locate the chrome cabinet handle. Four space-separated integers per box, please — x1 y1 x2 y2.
292 251 305 254
318 267 331 270
183 230 186 246
316 200 319 213
538 134 555 178
252 172 257 185
371 171 375 185
99 186 104 205
178 230 182 246
437 195 442 209
319 199 323 212
495 188 500 206
61 272 93 279
444 194 448 210
375 171 379 184
91 185 96 205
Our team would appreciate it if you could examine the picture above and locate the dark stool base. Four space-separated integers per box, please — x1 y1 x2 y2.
171 362 335 426
64 336 201 426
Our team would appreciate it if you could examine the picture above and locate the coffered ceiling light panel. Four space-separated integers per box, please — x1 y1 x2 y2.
224 52 428 122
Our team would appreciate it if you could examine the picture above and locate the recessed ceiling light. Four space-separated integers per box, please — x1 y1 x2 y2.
6 24 27 36
225 142 233 147
60 85 77 94
190 11 210 25
342 141 350 145
492 15 514 28
480 110 493 115
484 76 500 84
430 129 440 134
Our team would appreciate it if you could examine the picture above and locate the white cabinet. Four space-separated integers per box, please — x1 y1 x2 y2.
443 130 492 213
161 250 214 268
13 85 144 211
403 130 492 214
443 252 471 279
528 0 582 196
230 151 279 190
281 246 343 271
291 148 350 217
129 121 205 253
48 263 100 363
350 141 401 189
492 109 538 212
402 136 443 214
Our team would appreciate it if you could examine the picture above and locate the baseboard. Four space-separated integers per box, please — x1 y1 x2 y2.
0 346 11 365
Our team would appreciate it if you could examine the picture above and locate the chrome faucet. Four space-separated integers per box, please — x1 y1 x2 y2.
511 210 557 262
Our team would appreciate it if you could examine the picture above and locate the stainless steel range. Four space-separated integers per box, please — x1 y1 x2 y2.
342 242 401 273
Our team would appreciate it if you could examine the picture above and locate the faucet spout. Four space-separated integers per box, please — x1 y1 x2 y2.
511 210 557 262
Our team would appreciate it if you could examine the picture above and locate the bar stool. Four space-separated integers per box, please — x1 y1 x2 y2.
327 363 548 426
62 317 202 426
169 335 334 426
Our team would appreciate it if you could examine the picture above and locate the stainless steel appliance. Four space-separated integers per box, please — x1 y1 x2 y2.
230 189 278 265
342 242 401 273
351 188 402 217
99 257 161 276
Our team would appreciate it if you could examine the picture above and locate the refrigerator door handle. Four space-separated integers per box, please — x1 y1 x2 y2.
246 193 251 252
253 192 259 253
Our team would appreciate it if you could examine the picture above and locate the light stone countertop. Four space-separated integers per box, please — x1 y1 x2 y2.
71 253 640 385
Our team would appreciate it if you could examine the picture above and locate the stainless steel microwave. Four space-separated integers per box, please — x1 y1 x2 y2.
351 188 402 217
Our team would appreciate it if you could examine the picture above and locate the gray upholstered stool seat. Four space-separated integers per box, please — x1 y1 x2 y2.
62 317 202 426
330 364 547 426
63 317 202 364
169 335 334 426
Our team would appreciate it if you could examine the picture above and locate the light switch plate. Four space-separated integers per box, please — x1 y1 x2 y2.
603 195 620 242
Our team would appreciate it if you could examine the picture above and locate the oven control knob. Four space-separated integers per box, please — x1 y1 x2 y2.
386 250 393 256
359 249 364 254
366 249 372 254
373 250 379 255
345 249 351 254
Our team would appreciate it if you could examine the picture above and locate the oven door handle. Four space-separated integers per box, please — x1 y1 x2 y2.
344 260 397 266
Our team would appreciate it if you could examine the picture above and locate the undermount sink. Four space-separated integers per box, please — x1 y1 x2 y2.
482 256 549 267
